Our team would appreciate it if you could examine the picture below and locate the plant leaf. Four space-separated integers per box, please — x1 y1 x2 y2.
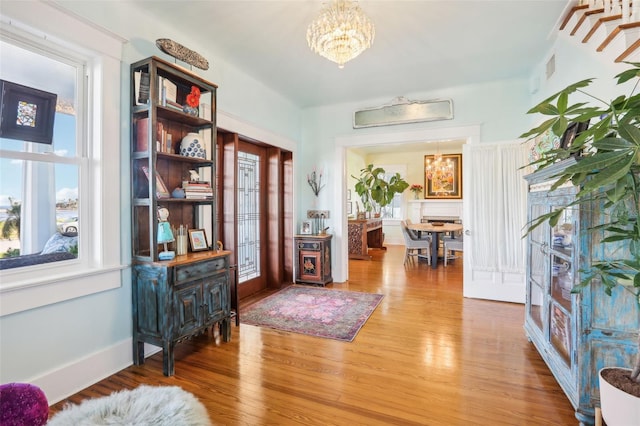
565 151 631 173
519 117 557 138
616 65 640 84
580 156 634 193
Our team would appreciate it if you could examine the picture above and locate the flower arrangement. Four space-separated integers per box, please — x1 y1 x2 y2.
186 86 200 108
307 168 325 196
409 184 423 200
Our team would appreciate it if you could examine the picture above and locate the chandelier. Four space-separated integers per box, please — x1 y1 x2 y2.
306 0 375 69
425 152 454 193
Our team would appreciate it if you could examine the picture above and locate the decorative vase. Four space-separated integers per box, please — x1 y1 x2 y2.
182 105 198 117
171 187 185 199
599 367 640 426
414 192 419 200
179 132 206 159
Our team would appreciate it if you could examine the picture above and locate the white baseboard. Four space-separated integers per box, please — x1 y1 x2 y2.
31 338 161 405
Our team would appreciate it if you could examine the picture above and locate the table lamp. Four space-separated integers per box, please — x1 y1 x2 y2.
157 207 175 260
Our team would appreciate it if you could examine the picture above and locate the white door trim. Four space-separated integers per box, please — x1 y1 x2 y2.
333 124 481 285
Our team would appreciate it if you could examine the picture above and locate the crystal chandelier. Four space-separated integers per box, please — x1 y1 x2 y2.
306 0 375 69
425 147 454 193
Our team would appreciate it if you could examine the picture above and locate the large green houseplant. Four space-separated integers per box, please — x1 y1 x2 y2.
521 62 640 421
352 164 409 216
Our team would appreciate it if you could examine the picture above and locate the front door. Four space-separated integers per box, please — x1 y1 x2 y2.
236 141 268 298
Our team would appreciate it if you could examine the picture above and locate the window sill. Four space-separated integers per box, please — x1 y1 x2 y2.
0 263 127 316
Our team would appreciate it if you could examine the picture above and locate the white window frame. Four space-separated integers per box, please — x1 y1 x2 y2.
0 3 126 316
378 164 407 223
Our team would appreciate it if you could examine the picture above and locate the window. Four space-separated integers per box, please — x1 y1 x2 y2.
378 165 407 220
0 38 82 263
0 5 124 316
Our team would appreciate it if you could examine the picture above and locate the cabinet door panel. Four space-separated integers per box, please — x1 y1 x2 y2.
551 255 573 312
203 274 228 322
174 284 202 337
550 302 572 366
133 266 168 338
528 281 545 331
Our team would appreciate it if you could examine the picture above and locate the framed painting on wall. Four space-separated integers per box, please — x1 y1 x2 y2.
424 153 462 199
0 80 57 145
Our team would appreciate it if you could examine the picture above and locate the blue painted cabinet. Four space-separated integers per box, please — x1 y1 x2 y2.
132 252 232 376
524 159 639 426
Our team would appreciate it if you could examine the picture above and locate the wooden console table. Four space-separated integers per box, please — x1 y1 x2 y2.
348 218 384 260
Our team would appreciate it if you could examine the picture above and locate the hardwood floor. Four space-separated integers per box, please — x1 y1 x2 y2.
49 246 577 425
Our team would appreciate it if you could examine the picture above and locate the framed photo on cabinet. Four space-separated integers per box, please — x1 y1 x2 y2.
300 220 312 235
188 229 209 251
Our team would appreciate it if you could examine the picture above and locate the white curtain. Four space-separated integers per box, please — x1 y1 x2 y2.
498 144 530 273
467 142 529 273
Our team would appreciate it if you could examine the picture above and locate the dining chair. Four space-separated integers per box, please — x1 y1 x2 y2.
400 221 431 265
403 219 430 240
443 236 463 266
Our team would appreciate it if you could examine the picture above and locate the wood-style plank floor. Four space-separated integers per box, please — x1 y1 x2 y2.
49 246 577 425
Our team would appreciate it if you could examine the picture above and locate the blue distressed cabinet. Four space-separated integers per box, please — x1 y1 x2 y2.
130 57 232 376
524 159 638 426
132 252 231 376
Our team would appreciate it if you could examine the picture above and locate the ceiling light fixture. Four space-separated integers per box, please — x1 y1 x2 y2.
306 0 375 69
425 144 454 191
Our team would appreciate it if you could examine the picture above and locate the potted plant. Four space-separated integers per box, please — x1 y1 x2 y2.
352 164 409 217
521 62 639 425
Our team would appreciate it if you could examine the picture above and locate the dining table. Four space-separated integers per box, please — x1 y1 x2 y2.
406 222 463 269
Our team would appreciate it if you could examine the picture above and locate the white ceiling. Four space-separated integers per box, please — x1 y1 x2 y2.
130 0 569 108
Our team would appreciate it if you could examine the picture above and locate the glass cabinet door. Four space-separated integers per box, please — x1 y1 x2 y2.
527 202 549 332
548 202 575 367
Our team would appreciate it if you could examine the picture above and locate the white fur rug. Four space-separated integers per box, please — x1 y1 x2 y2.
48 385 212 426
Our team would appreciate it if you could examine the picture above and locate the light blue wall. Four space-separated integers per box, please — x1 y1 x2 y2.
297 78 533 230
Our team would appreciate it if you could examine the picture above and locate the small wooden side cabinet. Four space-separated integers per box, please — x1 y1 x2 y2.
294 234 332 286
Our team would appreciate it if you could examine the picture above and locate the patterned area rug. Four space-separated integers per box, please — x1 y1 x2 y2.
241 286 383 342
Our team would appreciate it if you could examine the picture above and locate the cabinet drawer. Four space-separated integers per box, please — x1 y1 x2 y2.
297 241 322 251
175 257 227 284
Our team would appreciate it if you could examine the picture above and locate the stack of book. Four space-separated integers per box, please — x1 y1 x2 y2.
183 181 213 199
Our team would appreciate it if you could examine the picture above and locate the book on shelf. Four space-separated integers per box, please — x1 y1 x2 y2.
158 76 178 106
163 78 177 103
134 71 150 105
154 123 174 154
185 194 213 200
199 103 211 120
140 165 170 198
183 181 211 189
163 103 183 113
166 99 183 109
135 117 149 151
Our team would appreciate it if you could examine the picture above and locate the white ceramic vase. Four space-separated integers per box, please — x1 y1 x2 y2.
599 367 640 426
179 132 205 159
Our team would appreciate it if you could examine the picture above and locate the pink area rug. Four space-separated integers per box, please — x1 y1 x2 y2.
241 286 383 342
